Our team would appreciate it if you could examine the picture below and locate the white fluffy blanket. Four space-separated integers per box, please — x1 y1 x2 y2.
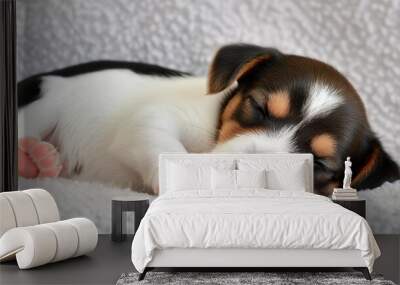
18 177 153 234
18 178 399 234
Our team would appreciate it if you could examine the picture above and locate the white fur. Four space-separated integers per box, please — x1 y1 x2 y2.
19 70 227 192
303 82 344 121
18 177 152 234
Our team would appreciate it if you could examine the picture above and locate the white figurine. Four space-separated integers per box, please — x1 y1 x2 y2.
343 157 352 189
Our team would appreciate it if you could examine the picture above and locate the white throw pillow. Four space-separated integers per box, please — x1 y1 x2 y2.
211 169 237 190
167 163 211 191
211 169 268 190
238 159 307 191
267 166 306 191
236 169 267 189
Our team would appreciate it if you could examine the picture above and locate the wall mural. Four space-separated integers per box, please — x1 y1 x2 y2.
16 0 400 234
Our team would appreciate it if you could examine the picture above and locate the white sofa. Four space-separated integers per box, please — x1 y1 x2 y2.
0 189 98 269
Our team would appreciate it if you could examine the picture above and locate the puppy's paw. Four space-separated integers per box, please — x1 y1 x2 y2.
18 146 39 178
29 142 63 178
18 137 63 179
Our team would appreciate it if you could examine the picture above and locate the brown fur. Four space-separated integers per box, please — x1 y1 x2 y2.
235 55 272 81
208 53 272 94
218 121 245 143
266 91 290 118
218 120 264 143
310 134 337 158
352 146 380 186
221 95 241 121
320 182 339 196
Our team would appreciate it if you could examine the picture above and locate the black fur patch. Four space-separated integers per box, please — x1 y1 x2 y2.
18 60 190 108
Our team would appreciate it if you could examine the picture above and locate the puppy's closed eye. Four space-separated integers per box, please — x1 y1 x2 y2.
239 95 266 125
248 96 266 117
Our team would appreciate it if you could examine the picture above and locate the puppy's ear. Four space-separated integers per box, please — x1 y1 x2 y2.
352 136 399 189
208 44 282 94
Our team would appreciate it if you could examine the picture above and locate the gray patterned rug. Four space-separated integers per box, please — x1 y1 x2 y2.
116 272 395 285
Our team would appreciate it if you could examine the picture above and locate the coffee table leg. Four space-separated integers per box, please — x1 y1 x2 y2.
112 201 123 242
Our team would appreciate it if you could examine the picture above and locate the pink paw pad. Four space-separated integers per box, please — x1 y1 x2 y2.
18 137 63 179
18 148 39 179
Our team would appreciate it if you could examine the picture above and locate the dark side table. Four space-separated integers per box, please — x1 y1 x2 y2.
112 197 149 242
332 198 366 218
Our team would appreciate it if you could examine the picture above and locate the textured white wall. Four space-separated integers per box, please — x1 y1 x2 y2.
17 0 400 163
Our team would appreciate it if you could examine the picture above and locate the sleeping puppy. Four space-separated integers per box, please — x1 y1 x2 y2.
18 44 399 195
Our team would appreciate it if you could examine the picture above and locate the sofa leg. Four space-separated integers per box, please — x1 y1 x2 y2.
138 268 148 281
354 267 371 280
